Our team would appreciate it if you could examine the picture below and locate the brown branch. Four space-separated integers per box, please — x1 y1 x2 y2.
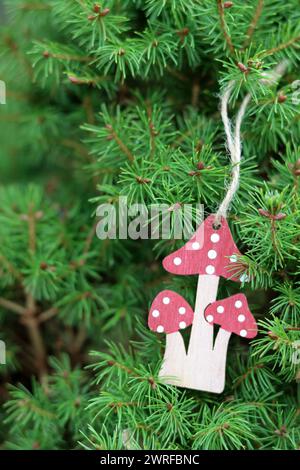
244 0 264 48
19 2 52 10
0 253 23 282
233 363 264 388
166 66 189 82
191 79 200 107
106 125 134 162
71 327 87 356
38 307 59 324
146 102 156 159
83 222 97 256
262 35 300 57
82 96 95 124
46 52 92 63
216 0 235 54
24 211 47 381
23 293 47 382
0 298 26 315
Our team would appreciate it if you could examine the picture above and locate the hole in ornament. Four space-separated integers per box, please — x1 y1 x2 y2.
212 222 222 230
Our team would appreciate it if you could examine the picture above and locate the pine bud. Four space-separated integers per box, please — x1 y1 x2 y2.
68 75 82 85
100 8 110 17
273 212 286 220
136 176 151 184
237 62 248 73
258 208 270 218
278 94 287 103
148 377 156 389
197 161 205 170
168 202 182 212
223 2 233 8
93 4 101 13
43 51 50 58
294 169 300 176
268 331 278 340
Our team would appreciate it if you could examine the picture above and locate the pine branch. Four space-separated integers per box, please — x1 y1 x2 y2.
0 298 26 315
244 0 264 48
106 124 135 163
263 35 300 57
216 0 235 54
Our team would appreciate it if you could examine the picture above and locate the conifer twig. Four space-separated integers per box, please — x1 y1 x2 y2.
38 308 59 324
23 210 48 382
106 125 134 162
216 0 235 54
244 0 264 48
262 35 300 57
0 298 26 315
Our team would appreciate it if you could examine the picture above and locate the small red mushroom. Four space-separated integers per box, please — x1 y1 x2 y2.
148 290 194 334
204 293 257 339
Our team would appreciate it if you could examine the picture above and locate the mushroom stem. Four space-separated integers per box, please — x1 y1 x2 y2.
182 275 220 391
214 328 231 355
159 332 186 385
188 274 219 354
212 329 232 392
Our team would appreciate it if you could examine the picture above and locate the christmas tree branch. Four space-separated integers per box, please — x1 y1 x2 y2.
216 0 235 54
243 0 264 48
0 298 26 315
263 35 300 57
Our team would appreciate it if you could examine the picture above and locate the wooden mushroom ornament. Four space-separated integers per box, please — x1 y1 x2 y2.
148 290 194 384
148 214 257 393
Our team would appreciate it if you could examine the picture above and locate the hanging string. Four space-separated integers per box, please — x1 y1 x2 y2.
215 60 289 226
214 83 251 226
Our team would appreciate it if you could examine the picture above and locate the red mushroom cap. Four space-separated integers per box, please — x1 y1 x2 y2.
148 290 194 334
204 293 257 339
163 215 246 282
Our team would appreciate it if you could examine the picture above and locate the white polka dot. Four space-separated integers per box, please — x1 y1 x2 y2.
206 314 214 323
240 273 249 283
173 257 182 266
192 242 200 250
240 329 247 337
206 265 215 274
178 307 186 315
157 325 164 333
163 297 170 305
152 309 160 318
217 306 224 313
230 254 237 263
179 321 186 329
208 249 217 259
210 233 220 243
238 314 245 322
235 300 242 308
